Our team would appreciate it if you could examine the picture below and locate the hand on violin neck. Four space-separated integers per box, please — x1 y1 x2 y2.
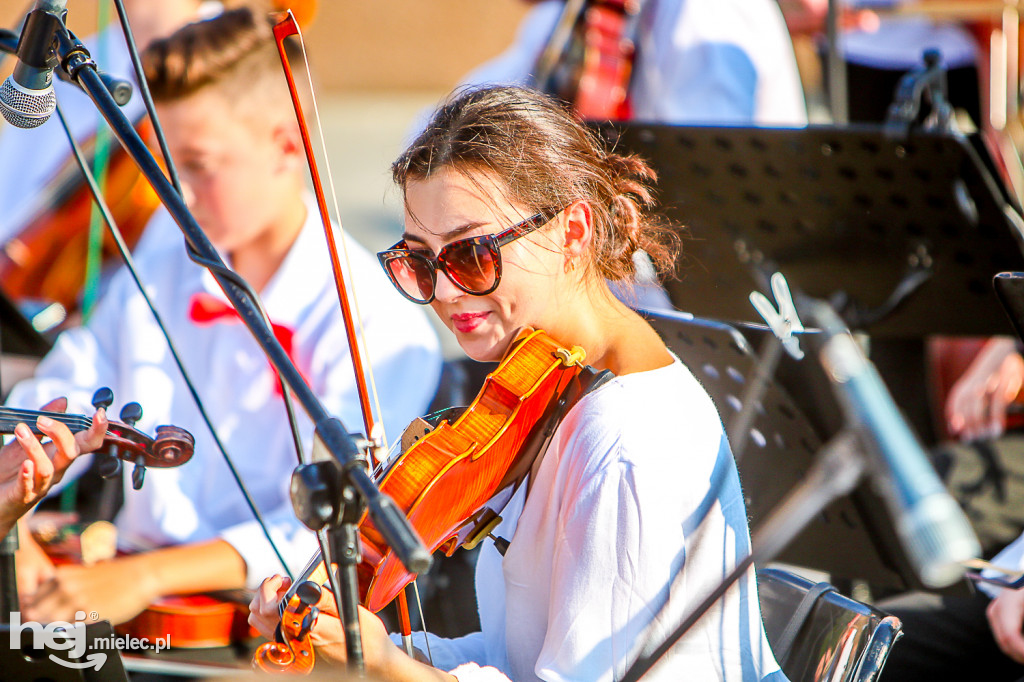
248 574 293 641
249 574 453 681
0 398 106 535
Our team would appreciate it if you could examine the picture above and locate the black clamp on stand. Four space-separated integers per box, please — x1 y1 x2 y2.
290 420 377 669
35 15 431 673
884 49 955 137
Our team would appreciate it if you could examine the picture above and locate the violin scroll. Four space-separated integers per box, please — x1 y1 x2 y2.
253 579 323 674
0 387 195 485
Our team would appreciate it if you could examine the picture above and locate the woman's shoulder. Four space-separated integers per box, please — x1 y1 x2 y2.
577 357 721 426
555 357 726 472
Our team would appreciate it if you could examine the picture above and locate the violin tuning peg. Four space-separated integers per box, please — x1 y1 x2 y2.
297 607 319 641
131 459 146 490
295 580 322 608
97 455 122 479
119 402 143 426
91 387 114 411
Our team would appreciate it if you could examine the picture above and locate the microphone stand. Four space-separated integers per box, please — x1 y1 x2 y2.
50 25 431 671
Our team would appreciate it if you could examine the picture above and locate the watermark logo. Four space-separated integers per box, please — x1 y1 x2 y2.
9 611 170 670
10 610 102 670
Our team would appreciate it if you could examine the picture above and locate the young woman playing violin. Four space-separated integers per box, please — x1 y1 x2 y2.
251 85 783 681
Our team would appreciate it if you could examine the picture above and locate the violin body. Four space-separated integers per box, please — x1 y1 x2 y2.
0 118 160 313
357 329 586 612
253 329 590 672
117 593 256 649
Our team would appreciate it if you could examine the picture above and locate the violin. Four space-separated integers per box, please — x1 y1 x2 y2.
29 517 253 649
535 0 643 120
16 387 246 651
253 328 595 673
116 592 256 649
0 401 193 470
0 117 160 315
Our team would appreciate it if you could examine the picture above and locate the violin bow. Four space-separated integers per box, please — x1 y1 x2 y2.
271 12 384 443
271 10 424 661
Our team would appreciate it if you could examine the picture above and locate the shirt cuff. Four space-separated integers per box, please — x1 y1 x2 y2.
219 520 318 590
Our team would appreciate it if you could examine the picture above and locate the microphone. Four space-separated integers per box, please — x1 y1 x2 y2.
809 300 980 587
0 0 68 129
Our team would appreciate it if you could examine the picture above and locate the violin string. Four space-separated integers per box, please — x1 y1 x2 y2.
410 578 433 666
371 439 403 479
289 25 389 450
0 408 92 430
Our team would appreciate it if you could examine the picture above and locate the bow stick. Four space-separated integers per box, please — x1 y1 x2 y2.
271 12 382 443
270 10 425 664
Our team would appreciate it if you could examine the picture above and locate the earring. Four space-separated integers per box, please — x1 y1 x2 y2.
564 258 576 274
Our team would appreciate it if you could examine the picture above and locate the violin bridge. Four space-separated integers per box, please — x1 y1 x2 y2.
400 416 437 454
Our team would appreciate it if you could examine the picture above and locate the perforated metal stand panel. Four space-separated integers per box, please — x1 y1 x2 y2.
648 309 921 590
603 124 1024 337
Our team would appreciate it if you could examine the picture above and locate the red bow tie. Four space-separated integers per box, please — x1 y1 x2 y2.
188 292 305 396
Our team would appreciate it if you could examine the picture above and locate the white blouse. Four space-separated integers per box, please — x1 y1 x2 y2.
408 357 782 681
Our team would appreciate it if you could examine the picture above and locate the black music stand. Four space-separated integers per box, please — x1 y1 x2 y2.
646 309 923 591
601 123 1024 337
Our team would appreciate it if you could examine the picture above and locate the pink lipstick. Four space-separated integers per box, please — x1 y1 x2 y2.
451 311 489 333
